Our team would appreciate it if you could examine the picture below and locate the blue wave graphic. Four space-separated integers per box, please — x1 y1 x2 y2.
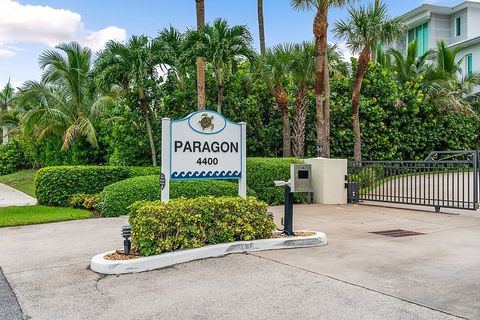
171 170 241 179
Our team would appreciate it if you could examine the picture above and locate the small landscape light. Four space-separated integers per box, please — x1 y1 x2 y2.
121 224 132 255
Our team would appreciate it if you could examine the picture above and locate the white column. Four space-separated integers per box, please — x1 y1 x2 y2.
239 122 247 198
161 118 171 203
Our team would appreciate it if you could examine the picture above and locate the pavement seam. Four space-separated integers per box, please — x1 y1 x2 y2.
248 253 471 320
4 262 89 275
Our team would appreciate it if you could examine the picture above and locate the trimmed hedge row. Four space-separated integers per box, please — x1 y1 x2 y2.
35 166 159 206
35 158 302 207
129 196 276 256
101 176 256 217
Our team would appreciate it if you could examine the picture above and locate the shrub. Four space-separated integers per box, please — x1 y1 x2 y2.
35 166 159 207
246 157 304 205
101 175 256 217
70 193 102 211
0 140 30 175
129 196 276 256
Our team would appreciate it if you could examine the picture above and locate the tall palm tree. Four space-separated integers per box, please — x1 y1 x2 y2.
258 0 266 55
291 0 354 158
195 0 206 110
192 18 254 114
334 1 404 161
16 42 113 150
96 36 162 165
291 42 315 158
261 45 294 157
0 79 14 144
157 27 190 91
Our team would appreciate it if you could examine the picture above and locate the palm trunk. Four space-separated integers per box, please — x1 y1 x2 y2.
292 82 308 158
195 0 206 110
139 88 157 166
215 69 223 114
275 85 291 157
313 8 328 157
352 47 371 162
2 127 8 144
257 0 266 56
323 56 331 158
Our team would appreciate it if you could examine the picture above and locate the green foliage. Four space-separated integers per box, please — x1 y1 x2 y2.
129 196 275 256
246 157 304 204
0 140 30 175
101 175 256 217
329 63 480 160
70 193 102 211
35 166 159 207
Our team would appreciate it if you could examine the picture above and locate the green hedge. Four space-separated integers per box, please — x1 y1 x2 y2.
129 196 276 256
35 158 301 207
35 166 159 207
246 157 304 205
0 140 30 176
101 175 256 217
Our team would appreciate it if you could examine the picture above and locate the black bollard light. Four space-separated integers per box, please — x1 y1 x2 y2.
121 225 132 255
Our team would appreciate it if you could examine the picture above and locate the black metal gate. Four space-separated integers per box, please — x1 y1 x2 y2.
347 151 480 211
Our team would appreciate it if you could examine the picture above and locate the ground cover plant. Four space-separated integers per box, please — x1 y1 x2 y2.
129 196 276 256
0 205 91 228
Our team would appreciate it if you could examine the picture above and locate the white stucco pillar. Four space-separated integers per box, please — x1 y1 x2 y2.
304 157 347 204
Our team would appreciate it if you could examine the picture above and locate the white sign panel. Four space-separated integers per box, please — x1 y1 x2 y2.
161 110 246 202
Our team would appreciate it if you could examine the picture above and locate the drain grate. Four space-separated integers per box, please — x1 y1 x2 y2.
370 229 425 238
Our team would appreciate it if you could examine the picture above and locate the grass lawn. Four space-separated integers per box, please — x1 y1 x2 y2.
0 205 92 228
0 170 36 197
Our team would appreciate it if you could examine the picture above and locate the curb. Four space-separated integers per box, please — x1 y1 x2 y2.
91 231 327 275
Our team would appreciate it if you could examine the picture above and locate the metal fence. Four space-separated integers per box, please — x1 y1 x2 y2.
347 151 480 211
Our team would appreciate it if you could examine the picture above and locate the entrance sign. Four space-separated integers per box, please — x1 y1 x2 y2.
161 110 247 202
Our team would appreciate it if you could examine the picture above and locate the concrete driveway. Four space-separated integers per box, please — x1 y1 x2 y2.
0 183 36 207
0 204 479 319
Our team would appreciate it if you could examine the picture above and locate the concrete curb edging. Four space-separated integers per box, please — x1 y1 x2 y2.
91 231 327 275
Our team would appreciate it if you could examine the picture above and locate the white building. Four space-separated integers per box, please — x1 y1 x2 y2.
396 1 480 78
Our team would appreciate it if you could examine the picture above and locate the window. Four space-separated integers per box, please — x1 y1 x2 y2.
456 17 461 37
466 54 473 76
408 23 428 56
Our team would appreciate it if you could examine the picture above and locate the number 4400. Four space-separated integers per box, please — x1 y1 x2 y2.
196 157 218 165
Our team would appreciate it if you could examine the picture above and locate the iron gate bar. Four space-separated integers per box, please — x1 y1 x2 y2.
348 152 480 211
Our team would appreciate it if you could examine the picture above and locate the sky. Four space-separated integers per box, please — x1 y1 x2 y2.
0 0 473 88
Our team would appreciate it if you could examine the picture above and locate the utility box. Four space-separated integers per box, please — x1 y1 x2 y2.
304 158 347 204
347 182 359 203
290 164 313 193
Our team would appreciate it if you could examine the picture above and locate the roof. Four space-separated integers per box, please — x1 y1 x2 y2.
400 1 480 21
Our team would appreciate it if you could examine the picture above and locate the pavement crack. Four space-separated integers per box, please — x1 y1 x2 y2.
248 253 470 320
93 274 112 302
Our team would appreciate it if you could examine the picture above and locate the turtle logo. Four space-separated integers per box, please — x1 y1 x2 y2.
199 113 215 131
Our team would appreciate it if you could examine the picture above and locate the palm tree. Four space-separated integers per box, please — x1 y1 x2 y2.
258 0 266 55
334 1 404 161
16 42 113 150
291 42 315 158
388 40 433 85
0 79 14 144
192 18 254 114
157 27 191 91
261 45 294 157
195 0 206 110
95 36 162 165
291 0 354 158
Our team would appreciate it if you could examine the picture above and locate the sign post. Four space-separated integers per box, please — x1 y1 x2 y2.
161 111 246 203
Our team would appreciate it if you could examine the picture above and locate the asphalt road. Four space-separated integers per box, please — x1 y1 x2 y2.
0 267 22 320
0 205 479 319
